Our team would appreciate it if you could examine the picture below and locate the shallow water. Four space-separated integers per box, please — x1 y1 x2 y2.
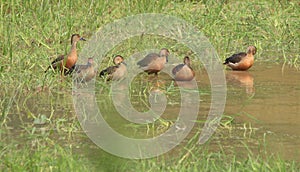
86 62 300 161
223 63 300 161
3 62 300 166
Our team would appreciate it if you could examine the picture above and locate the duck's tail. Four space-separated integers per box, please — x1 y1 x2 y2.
44 66 51 73
223 58 229 65
99 69 107 78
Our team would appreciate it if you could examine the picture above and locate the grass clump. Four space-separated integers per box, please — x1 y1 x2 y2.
0 139 92 171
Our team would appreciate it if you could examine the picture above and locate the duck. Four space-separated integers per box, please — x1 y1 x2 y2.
172 56 195 81
99 55 127 80
223 45 257 71
137 48 169 75
45 34 86 75
73 58 96 82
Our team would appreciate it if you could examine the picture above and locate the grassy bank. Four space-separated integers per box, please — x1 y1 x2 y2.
1 130 299 171
0 0 299 171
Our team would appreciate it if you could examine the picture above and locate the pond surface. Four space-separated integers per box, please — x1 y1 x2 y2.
84 61 300 161
223 63 300 161
3 62 300 166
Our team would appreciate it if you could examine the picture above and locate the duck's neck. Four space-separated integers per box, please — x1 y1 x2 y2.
64 41 78 69
162 56 168 64
68 41 78 59
87 62 92 67
70 41 77 53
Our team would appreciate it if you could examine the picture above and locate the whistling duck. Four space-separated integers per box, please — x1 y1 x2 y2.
99 55 127 80
45 34 86 75
172 56 195 81
223 46 257 71
137 48 169 75
73 58 96 82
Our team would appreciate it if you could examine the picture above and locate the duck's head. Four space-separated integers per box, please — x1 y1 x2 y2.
159 48 170 63
113 55 124 65
87 58 94 65
71 34 86 44
183 56 191 66
247 46 257 55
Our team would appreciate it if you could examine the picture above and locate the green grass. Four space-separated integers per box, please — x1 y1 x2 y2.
1 128 299 171
1 141 92 171
0 0 299 171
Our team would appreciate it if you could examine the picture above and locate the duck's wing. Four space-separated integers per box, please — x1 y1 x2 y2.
64 64 87 75
99 65 118 77
51 55 65 64
75 64 90 72
44 55 65 72
172 64 185 75
223 52 247 64
64 65 75 75
137 53 159 67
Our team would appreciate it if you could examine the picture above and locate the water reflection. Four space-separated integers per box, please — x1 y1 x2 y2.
110 76 168 124
174 80 197 89
224 64 300 161
226 71 254 95
149 77 165 94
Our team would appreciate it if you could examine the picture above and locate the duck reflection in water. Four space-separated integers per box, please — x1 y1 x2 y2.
226 71 255 95
174 80 198 90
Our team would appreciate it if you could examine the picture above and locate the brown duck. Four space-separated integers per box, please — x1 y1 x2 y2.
99 55 127 80
45 34 86 75
137 48 169 75
223 46 256 71
172 56 195 81
73 58 96 82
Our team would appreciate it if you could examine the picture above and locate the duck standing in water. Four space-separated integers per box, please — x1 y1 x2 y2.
73 58 96 83
45 34 86 75
99 55 127 81
223 46 257 71
172 56 195 81
137 48 169 75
